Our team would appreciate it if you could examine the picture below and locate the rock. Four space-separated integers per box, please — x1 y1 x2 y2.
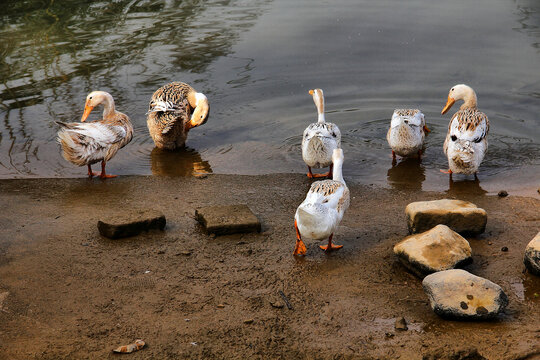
501 246 508 252
393 225 472 278
497 190 508 197
98 210 166 239
395 317 408 331
524 232 540 276
422 269 508 320
195 205 261 236
243 318 254 324
405 199 487 235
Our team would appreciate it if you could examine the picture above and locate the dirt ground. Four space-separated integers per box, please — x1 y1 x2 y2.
0 174 539 360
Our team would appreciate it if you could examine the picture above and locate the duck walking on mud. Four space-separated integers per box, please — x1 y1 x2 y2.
386 109 429 164
147 82 209 150
56 91 133 179
440 84 489 177
294 148 350 256
302 89 341 179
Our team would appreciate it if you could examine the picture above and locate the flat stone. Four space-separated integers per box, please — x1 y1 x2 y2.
406 199 487 235
97 210 166 239
422 269 508 320
394 225 472 278
395 317 408 331
195 205 261 236
524 231 540 276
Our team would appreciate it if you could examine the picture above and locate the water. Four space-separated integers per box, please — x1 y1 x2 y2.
1 0 539 195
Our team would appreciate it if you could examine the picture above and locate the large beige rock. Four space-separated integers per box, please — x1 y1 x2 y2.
524 231 540 276
394 225 472 277
195 205 261 236
98 210 166 239
406 199 487 235
422 269 508 320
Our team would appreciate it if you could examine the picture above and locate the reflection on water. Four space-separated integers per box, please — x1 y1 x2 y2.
386 158 425 191
150 147 211 177
0 0 538 195
445 177 488 197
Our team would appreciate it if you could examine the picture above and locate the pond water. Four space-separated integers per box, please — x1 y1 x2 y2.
1 0 539 195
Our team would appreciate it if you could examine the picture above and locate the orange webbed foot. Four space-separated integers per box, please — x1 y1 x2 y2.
293 239 307 256
439 169 453 174
99 173 118 179
319 244 343 252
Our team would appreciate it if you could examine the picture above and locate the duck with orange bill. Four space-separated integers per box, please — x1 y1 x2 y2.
294 148 350 256
56 91 133 179
440 84 489 177
301 88 341 179
147 82 209 150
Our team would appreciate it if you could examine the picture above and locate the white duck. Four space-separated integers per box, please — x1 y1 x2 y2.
302 89 341 178
386 109 429 162
57 91 133 178
441 84 489 176
294 148 350 255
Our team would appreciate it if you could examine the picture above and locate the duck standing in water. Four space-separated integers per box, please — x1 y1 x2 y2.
302 89 341 178
147 82 209 150
294 148 350 255
441 84 489 177
386 109 429 163
57 91 133 179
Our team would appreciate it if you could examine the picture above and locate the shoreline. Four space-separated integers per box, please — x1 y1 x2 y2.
0 174 539 359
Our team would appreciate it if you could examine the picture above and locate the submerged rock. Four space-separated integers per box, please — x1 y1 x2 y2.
98 210 166 239
422 269 508 320
394 225 472 278
524 232 540 276
195 204 261 236
406 199 487 235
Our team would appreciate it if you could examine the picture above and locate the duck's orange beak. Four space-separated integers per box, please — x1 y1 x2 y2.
441 96 455 115
81 103 94 122
308 89 314 95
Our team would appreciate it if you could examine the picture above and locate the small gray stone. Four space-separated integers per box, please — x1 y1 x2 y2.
524 232 540 276
195 205 261 236
422 269 508 320
394 225 472 278
405 199 487 235
98 210 166 239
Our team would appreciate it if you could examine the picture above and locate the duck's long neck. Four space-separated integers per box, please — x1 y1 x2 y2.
101 94 116 118
460 90 477 110
333 159 345 183
315 95 325 123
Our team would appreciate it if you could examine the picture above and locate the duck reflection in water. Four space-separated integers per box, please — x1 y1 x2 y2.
387 158 425 191
150 147 212 177
445 176 487 197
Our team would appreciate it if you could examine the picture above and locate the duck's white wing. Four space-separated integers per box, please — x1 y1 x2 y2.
449 109 489 143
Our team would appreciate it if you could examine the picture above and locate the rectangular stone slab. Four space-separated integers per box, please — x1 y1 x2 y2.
195 205 261 236
98 210 166 239
406 199 487 235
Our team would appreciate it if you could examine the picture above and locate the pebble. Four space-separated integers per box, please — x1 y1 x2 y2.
422 269 508 320
195 205 261 236
498 190 508 197
217 304 225 308
395 317 408 331
243 319 254 324
501 246 508 252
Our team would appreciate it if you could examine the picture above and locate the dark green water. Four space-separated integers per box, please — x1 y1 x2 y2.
0 0 539 195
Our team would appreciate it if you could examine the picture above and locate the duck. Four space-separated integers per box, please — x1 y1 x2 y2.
386 109 429 163
146 82 209 150
294 148 350 255
302 89 341 178
441 84 489 176
57 91 133 179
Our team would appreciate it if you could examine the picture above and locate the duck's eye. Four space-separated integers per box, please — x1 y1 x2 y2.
451 88 454 92
89 96 93 99
451 135 457 141
323 199 329 203
332 132 337 137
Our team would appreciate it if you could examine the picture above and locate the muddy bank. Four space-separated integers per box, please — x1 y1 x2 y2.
0 174 539 359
